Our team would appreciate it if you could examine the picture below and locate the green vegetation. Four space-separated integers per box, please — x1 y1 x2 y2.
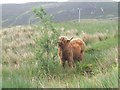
1 7 118 88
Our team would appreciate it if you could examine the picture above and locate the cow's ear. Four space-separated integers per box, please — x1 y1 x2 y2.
67 40 71 43
67 37 73 43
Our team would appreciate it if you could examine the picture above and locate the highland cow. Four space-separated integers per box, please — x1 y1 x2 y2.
58 36 85 68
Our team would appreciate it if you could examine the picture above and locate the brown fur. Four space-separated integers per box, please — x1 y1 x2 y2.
58 36 85 68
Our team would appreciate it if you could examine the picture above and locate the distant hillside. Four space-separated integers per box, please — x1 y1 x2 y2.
1 2 118 28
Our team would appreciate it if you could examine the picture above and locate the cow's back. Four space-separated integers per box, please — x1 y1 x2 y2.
70 38 85 60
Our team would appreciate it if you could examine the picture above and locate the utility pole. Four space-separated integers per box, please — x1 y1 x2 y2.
77 8 82 22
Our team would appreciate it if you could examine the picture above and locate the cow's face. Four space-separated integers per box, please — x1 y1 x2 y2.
58 36 73 48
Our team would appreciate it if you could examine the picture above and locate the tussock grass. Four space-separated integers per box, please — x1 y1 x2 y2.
1 26 37 65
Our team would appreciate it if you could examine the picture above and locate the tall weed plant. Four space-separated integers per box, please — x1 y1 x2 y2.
33 7 60 77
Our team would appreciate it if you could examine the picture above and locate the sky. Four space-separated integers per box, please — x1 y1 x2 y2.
0 0 68 4
0 0 119 4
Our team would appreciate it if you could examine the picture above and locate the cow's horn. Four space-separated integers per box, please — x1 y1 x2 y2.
70 37 73 41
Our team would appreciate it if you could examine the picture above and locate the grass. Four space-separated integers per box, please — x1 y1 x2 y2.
54 19 117 34
2 65 32 88
1 19 118 88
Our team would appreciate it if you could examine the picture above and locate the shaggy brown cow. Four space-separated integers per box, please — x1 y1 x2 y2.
58 36 85 68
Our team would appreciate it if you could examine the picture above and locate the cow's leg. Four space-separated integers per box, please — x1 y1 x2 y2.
68 59 74 68
60 60 65 68
80 53 84 60
79 50 84 61
68 61 72 68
